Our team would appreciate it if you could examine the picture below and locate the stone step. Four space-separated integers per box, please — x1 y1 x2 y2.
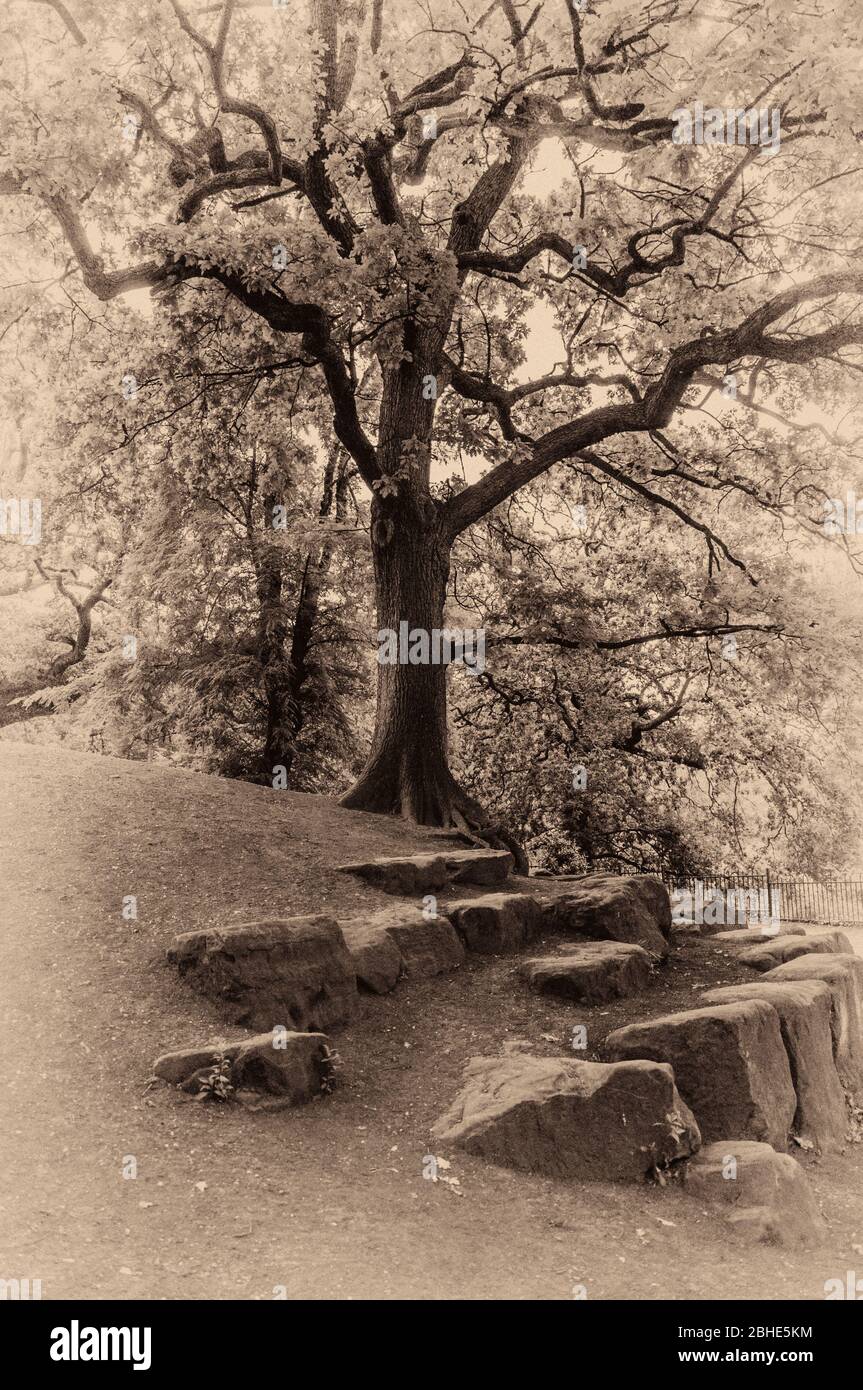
685 1141 825 1247
736 930 853 972
537 873 671 959
702 981 848 1152
336 848 513 896
518 941 654 1003
340 906 465 993
711 926 805 944
603 1001 797 1149
441 891 542 953
151 1030 335 1108
761 953 863 1098
432 1051 699 1182
167 915 359 1033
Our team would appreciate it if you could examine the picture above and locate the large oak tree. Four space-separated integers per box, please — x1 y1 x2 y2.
3 0 862 839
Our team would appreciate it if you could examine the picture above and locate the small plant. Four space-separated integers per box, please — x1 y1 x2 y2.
197 1052 234 1103
319 1044 342 1095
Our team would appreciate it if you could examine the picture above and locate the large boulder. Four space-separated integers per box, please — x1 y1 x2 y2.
761 954 863 1097
152 1030 334 1104
540 874 671 959
518 941 653 1003
603 1001 796 1149
432 1052 700 1182
737 930 853 973
336 849 513 895
167 915 358 1032
443 892 542 953
685 1140 825 1247
702 982 848 1152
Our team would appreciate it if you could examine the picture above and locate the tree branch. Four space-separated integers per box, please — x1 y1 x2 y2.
443 271 863 534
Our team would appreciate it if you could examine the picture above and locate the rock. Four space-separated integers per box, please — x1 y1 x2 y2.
335 849 513 895
443 892 542 953
540 874 671 959
685 1140 825 1247
761 954 863 1097
518 941 654 1003
372 906 466 978
603 1001 796 1149
339 921 403 994
167 915 358 1032
432 1052 699 1182
809 930 855 953
712 926 805 944
702 982 848 1152
152 1030 334 1103
737 930 854 972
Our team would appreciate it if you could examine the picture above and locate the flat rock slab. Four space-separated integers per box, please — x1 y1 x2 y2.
152 1030 333 1104
603 1001 796 1149
540 874 670 959
737 930 853 973
702 982 848 1152
432 1052 699 1182
712 926 804 944
685 1140 825 1247
339 921 403 994
761 954 863 1097
336 849 513 895
443 892 542 953
167 915 358 1033
518 941 654 1003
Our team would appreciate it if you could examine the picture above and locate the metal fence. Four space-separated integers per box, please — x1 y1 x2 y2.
594 864 863 926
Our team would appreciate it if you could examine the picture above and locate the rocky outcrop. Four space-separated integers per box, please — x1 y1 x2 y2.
518 941 654 1003
432 1052 700 1182
603 1001 796 1149
540 874 671 959
684 1140 825 1247
152 1029 335 1105
702 981 848 1152
167 915 358 1032
443 892 542 953
336 849 513 895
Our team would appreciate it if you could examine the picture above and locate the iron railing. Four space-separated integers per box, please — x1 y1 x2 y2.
592 864 863 926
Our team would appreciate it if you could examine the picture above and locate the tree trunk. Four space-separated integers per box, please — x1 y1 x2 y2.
340 496 485 826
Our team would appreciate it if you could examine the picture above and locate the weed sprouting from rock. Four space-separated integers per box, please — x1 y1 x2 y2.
197 1052 234 1103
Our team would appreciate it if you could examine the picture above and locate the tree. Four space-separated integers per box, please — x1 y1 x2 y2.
2 0 862 837
450 452 863 875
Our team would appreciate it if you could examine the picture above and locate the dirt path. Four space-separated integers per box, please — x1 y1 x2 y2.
1 741 861 1301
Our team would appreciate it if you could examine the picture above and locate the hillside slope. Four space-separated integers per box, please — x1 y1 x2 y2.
1 742 861 1301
